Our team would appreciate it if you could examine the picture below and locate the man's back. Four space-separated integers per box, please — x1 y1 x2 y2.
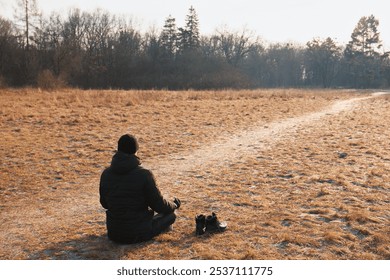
99 148 177 244
100 151 150 213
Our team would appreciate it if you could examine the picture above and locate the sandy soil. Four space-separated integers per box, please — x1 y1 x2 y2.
0 89 389 260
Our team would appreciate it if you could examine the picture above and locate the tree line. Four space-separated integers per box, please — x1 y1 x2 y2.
0 2 389 89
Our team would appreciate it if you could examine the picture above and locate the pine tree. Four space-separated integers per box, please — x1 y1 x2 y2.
178 6 200 53
345 15 384 87
345 15 382 58
160 15 177 59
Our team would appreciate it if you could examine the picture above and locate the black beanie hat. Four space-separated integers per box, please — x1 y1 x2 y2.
118 134 139 154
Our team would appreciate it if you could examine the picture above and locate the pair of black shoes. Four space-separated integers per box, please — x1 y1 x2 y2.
195 212 227 235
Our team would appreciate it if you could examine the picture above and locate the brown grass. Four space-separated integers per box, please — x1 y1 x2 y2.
0 88 389 260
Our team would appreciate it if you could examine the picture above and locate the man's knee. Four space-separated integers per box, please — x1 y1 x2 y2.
159 212 177 226
169 212 177 223
152 212 177 236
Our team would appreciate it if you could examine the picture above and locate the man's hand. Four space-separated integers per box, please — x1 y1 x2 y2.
173 197 181 209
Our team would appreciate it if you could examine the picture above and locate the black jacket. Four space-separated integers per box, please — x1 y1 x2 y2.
99 151 176 243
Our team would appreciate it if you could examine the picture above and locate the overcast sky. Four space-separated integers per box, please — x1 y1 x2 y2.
1 0 389 48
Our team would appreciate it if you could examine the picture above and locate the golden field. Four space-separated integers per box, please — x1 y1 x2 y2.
0 88 389 260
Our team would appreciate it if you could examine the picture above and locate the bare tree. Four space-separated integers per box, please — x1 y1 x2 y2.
215 27 258 67
14 0 40 50
305 37 341 87
0 16 19 85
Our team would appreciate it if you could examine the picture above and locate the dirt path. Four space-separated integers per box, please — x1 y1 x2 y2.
0 91 387 259
147 92 389 177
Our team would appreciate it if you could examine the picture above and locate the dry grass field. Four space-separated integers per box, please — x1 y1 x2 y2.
0 88 389 260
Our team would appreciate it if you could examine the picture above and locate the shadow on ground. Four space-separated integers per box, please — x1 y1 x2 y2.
28 234 152 260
